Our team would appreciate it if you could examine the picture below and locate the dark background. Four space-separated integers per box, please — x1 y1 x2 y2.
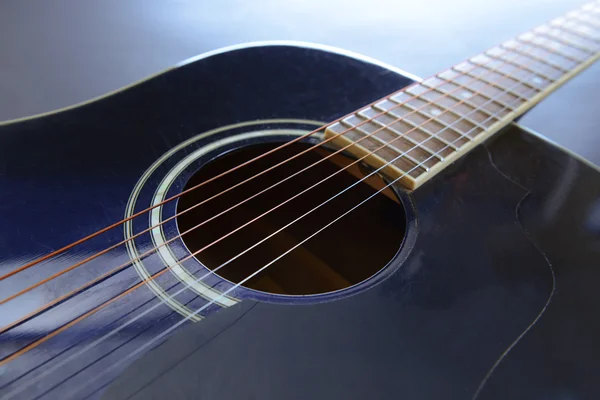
1 0 599 164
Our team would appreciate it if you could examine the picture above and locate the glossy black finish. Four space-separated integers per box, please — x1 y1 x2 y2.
0 44 598 399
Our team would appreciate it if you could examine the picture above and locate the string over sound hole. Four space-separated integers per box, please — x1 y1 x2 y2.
177 141 406 296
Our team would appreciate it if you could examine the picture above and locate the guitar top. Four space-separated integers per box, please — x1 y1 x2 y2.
1 2 600 399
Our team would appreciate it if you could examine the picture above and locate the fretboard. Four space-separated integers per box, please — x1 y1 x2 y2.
324 1 600 190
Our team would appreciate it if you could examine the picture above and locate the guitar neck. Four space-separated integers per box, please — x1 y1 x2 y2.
324 1 600 190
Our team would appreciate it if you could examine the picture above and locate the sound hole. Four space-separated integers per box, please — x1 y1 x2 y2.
177 141 406 296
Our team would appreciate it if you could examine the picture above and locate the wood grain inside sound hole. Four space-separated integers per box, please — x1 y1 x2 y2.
176 142 406 296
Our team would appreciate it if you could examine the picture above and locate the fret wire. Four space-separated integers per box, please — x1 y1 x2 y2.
438 77 513 119
330 120 421 177
416 42 559 140
406 99 476 141
552 20 600 44
484 49 559 81
412 82 510 123
394 80 540 188
332 43 527 171
327 5 600 188
390 94 477 139
515 33 590 70
411 85 535 150
515 34 586 63
569 11 600 30
450 65 532 103
499 43 570 73
363 102 454 156
405 84 497 136
469 59 543 93
535 30 595 61
329 47 520 167
357 122 429 172
503 39 579 70
392 94 477 140
340 118 430 171
330 11 587 183
535 31 593 60
447 52 547 108
558 22 600 43
371 103 461 151
535 23 600 52
406 83 540 172
373 101 464 151
326 11 597 189
406 81 503 115
355 109 444 161
534 29 597 54
356 109 443 161
325 11 595 181
369 101 459 160
431 73 515 117
559 17 600 41
459 88 510 116
416 82 502 129
470 53 553 91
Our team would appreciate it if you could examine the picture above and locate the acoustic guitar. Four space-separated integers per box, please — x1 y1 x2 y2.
1 2 600 399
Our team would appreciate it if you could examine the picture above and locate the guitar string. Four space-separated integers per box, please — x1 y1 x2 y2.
0 48 468 282
571 6 600 35
35 6 600 398
2 22 593 347
0 55 520 371
50 21 600 393
1 8 590 283
0 52 552 399
10 80 536 400
68 83 545 400
0 50 497 306
0 65 532 328
2 10 597 395
2 29 595 400
0 28 584 376
81 9 599 400
0 45 528 335
9 15 587 307
83 23 600 400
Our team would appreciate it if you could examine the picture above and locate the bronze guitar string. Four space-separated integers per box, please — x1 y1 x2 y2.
0 51 455 282
0 39 533 311
0 32 567 374
5 47 600 400
35 5 600 398
5 6 594 284
76 17 600 382
2 5 599 397
3 11 594 349
1 67 539 400
70 79 549 400
0 51 486 307
1 9 594 310
0 44 526 335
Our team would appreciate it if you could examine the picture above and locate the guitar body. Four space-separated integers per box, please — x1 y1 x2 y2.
1 43 599 400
